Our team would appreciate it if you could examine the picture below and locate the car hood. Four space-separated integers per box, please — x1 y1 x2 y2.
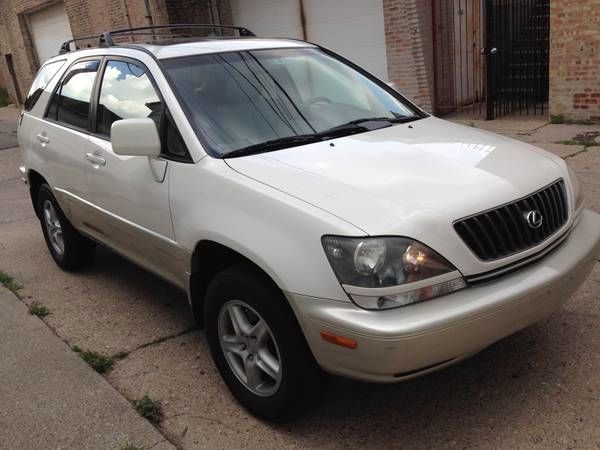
226 116 566 239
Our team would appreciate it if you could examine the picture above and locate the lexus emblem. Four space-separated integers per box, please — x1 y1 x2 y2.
525 210 543 229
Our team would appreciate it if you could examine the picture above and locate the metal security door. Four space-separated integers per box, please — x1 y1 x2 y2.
485 0 550 119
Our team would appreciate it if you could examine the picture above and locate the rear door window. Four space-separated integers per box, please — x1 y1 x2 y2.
46 59 100 130
24 60 65 111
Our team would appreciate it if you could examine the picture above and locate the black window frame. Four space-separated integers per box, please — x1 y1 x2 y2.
91 56 192 163
43 53 192 163
44 56 102 134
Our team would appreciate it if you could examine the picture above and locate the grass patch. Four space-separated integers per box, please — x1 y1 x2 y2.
28 301 50 318
556 140 586 146
556 140 599 149
120 445 147 450
72 346 114 373
135 395 163 424
0 271 23 296
550 114 565 124
555 131 600 149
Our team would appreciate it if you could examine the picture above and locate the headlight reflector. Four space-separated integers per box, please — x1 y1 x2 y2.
322 236 465 309
354 239 387 275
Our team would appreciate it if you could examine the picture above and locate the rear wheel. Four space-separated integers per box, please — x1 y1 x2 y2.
37 184 95 271
205 265 323 421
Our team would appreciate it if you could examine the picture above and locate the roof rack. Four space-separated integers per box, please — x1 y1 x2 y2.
59 24 256 54
59 34 104 54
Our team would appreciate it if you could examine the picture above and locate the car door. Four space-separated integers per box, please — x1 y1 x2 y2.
83 57 185 286
35 58 100 227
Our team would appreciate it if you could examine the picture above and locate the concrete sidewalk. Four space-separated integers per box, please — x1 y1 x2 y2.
0 286 175 450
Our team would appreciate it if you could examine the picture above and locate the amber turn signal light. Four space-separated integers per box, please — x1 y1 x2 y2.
320 331 357 349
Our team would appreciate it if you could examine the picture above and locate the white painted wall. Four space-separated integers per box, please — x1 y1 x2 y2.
231 0 389 81
29 2 74 64
230 0 304 40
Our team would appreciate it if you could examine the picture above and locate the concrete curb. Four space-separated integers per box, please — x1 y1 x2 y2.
0 286 176 450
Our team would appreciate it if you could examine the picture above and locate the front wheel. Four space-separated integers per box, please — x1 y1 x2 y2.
205 266 323 421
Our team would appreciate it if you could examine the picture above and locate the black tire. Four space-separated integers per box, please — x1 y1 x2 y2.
37 184 96 271
205 265 323 421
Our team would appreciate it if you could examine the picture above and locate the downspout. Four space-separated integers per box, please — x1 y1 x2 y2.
121 0 132 29
143 0 155 27
299 0 307 40
143 0 155 42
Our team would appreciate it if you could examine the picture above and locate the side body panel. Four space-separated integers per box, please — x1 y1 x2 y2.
83 135 188 287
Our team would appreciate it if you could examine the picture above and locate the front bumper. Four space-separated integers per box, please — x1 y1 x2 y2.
287 209 600 383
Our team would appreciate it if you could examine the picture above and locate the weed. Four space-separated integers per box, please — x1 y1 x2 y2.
0 271 23 296
556 140 585 146
550 114 565 124
120 445 146 450
135 395 163 424
73 347 114 373
28 301 50 318
556 132 600 149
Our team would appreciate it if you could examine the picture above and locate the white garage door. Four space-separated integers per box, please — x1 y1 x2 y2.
231 0 389 81
29 2 73 65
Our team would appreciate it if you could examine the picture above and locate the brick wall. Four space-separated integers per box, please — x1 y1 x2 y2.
549 0 600 122
0 0 228 104
383 0 435 112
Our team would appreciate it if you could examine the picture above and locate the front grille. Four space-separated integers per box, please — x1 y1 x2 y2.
454 180 569 261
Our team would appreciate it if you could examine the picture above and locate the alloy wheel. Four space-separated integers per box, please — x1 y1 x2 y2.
218 300 282 397
43 200 64 256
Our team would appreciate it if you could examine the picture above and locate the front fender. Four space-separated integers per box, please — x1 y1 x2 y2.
169 157 361 302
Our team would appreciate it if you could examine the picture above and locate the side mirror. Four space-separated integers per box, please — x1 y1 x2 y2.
111 118 161 157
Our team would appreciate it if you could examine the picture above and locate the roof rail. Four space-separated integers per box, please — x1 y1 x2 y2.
59 34 103 54
59 24 256 54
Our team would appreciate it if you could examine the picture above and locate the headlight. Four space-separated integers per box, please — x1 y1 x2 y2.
322 236 466 310
567 165 584 211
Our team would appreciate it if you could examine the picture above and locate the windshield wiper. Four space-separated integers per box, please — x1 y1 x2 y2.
223 116 421 159
224 123 371 158
223 134 325 158
348 115 421 125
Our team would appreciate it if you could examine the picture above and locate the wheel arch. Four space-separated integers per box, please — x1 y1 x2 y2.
27 169 48 218
189 239 287 328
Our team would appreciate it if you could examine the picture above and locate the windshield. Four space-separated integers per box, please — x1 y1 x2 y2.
162 47 423 157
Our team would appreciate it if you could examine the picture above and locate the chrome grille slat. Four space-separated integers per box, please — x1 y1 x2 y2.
454 180 568 261
546 184 561 227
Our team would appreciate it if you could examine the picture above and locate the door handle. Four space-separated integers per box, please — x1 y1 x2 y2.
85 152 106 166
37 134 49 144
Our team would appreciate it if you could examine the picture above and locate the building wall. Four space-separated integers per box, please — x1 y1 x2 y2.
549 0 600 122
383 0 435 112
1 0 598 121
0 0 235 104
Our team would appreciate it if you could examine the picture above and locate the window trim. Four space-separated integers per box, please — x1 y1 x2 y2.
43 56 103 134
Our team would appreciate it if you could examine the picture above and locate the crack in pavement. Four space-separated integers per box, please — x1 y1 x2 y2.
162 412 241 434
562 147 590 159
113 325 199 359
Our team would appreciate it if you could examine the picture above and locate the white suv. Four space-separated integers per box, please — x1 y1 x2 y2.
18 25 600 421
